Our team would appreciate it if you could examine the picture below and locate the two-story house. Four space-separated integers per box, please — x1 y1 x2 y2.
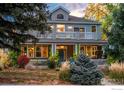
21 6 107 62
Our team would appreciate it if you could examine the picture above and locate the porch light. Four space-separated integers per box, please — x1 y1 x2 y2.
60 46 64 49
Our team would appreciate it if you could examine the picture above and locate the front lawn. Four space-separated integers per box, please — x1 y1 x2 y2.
0 68 71 85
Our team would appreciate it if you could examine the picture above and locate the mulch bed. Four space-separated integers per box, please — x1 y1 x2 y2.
0 68 71 85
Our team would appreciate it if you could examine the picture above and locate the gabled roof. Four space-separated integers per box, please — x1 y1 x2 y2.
48 15 101 24
50 6 70 14
68 15 100 23
48 6 101 24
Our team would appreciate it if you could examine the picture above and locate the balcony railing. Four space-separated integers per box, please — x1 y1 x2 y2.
37 32 98 40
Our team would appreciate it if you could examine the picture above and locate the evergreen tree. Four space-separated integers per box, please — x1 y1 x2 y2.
0 4 48 50
106 4 124 61
70 53 103 85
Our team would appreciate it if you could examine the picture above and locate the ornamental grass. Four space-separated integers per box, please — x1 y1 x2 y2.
109 62 124 84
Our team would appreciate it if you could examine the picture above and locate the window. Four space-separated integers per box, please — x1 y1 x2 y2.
57 24 65 32
74 27 85 32
57 14 64 19
80 28 85 32
80 46 86 54
21 46 27 55
74 27 79 32
28 46 34 58
50 25 54 29
41 46 48 58
67 26 73 31
92 26 96 32
35 45 48 58
91 46 97 58
36 47 41 57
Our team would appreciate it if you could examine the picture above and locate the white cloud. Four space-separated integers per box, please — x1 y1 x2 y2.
70 8 85 17
60 3 87 17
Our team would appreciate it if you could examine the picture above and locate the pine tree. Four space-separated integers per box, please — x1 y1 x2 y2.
70 53 103 85
106 4 124 61
0 4 48 51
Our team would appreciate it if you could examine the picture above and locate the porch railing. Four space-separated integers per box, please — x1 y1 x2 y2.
37 32 98 40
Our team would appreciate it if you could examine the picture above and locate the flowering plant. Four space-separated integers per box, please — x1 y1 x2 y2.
17 55 30 68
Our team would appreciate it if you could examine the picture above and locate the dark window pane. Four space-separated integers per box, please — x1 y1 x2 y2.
24 47 27 52
74 27 79 32
36 47 41 57
57 14 64 19
92 26 96 32
36 47 40 51
36 52 41 57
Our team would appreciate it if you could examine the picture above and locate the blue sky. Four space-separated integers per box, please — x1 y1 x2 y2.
47 3 88 17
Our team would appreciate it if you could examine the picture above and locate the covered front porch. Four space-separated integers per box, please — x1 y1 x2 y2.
21 43 104 62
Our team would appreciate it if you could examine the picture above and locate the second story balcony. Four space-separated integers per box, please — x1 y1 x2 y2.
36 32 101 40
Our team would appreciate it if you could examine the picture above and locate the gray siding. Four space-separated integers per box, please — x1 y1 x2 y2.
51 9 69 21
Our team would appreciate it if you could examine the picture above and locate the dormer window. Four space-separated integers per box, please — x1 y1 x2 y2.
57 14 64 19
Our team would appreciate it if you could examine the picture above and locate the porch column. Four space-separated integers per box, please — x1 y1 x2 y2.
27 45 28 56
75 44 80 55
52 43 56 56
52 24 56 39
102 45 105 58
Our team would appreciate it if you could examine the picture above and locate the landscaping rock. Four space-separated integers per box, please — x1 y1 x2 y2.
25 63 36 70
25 62 48 70
101 78 116 85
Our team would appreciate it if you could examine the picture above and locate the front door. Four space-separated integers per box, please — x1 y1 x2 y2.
58 49 65 62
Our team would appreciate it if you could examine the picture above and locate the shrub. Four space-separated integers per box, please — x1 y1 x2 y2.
48 51 59 69
59 69 71 81
8 50 20 67
70 53 103 85
109 62 124 84
107 55 117 65
48 56 57 69
73 53 78 61
17 55 30 68
59 62 71 81
0 49 10 70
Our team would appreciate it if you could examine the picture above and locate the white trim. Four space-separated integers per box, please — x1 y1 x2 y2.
50 6 70 14
75 44 78 55
47 20 101 25
52 43 56 56
27 45 28 57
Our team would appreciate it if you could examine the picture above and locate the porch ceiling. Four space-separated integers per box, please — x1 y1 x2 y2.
23 39 107 45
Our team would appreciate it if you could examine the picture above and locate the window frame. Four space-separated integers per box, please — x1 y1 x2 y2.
91 25 97 32
35 46 41 58
56 24 65 32
57 14 64 19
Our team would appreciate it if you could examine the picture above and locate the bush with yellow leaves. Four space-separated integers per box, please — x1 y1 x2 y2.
0 49 10 70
